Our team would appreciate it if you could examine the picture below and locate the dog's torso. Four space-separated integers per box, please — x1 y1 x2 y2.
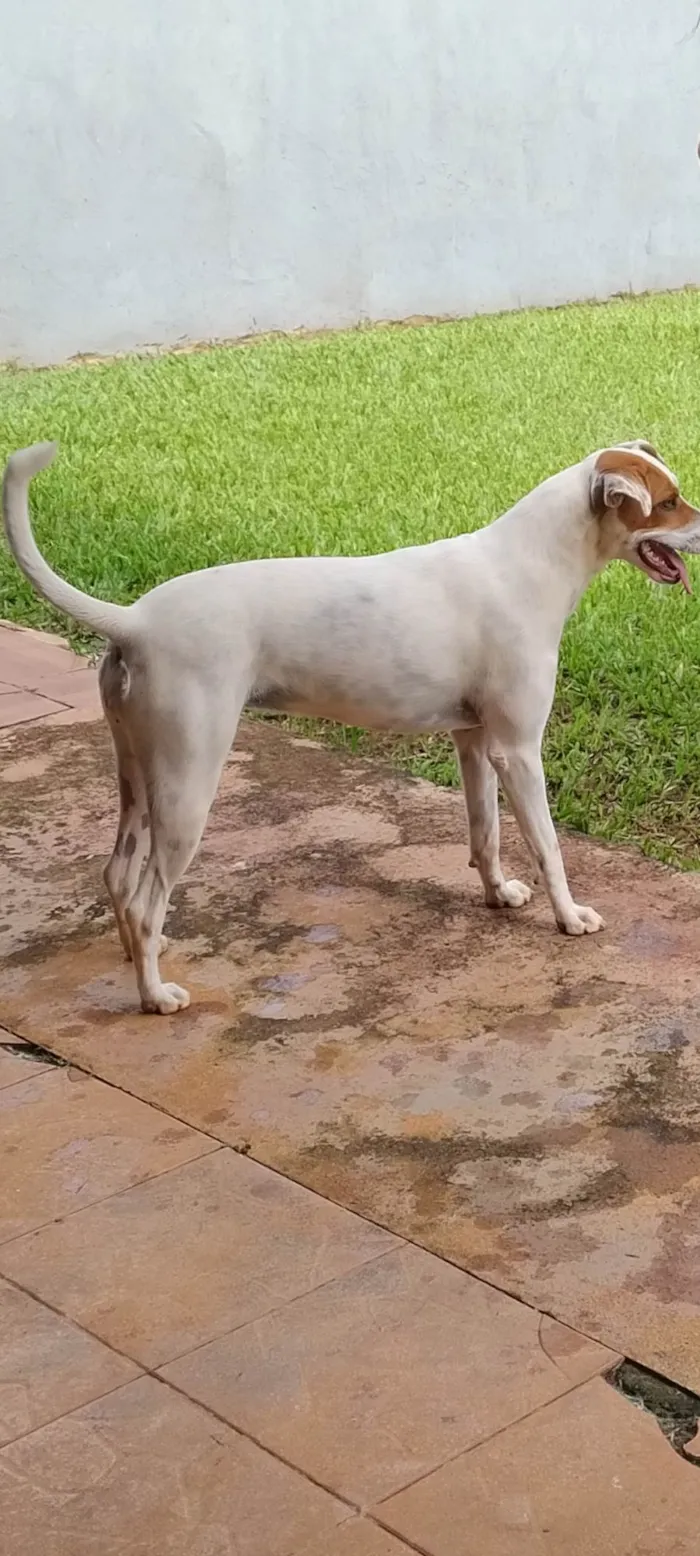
126 514 564 735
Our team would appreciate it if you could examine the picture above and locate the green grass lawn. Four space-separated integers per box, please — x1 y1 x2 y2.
3 290 700 867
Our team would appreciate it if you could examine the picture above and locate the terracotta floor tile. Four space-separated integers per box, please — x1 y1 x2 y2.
379 1377 700 1555
31 668 100 715
0 625 84 686
0 1149 398 1366
0 1068 218 1242
294 1519 415 1555
537 1314 619 1384
0 691 66 728
0 681 20 694
0 1276 139 1446
0 1034 51 1089
0 1374 347 1556
163 1244 606 1506
36 702 102 726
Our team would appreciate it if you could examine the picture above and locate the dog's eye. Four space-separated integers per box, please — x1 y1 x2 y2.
660 496 678 511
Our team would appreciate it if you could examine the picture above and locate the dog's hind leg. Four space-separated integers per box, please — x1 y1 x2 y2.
103 727 150 959
452 727 532 910
125 685 243 1014
100 650 154 961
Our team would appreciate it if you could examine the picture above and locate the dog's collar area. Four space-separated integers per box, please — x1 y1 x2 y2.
636 538 691 593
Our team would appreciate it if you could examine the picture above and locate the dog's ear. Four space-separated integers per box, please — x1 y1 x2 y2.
591 467 653 517
590 447 676 518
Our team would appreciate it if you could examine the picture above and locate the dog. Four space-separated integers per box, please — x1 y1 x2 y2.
4 439 700 1015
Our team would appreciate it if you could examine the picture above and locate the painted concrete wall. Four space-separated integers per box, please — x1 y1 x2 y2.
2 0 699 364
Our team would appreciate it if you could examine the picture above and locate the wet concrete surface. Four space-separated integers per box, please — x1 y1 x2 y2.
3 715 700 1390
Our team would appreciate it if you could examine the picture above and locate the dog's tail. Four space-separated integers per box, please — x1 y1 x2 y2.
2 443 135 641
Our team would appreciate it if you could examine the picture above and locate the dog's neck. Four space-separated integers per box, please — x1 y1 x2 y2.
488 464 606 632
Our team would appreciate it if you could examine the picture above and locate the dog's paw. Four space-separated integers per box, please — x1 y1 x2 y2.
557 904 605 936
486 878 533 910
141 982 190 1016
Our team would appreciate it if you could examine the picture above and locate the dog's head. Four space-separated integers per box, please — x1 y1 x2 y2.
590 441 700 592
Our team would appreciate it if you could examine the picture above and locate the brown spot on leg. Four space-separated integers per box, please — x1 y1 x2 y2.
119 776 134 812
141 812 150 830
124 833 137 859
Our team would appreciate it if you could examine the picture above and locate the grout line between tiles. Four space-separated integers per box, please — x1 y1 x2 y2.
1 1238 400 1375
0 1368 145 1452
165 1348 600 1520
0 1264 362 1515
362 1516 433 1556
369 1374 601 1517
0 1018 265 1149
153 1244 400 1371
0 1140 224 1249
17 691 74 704
0 1267 599 1523
0 1066 53 1093
0 1251 615 1532
160 1368 362 1511
0 705 72 729
0 1019 408 1240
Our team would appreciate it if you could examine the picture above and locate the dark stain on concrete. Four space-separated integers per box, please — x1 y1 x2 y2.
301 1122 632 1224
552 977 623 1009
4 914 111 968
601 1043 700 1146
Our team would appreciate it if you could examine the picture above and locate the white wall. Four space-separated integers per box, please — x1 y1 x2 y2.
2 0 699 364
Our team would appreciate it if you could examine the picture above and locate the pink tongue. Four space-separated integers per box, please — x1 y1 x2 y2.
655 542 692 593
676 554 692 595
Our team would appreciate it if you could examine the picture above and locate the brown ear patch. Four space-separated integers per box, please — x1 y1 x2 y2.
594 447 679 532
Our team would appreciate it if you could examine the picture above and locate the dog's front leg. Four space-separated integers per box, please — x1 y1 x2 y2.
452 728 531 909
489 741 604 936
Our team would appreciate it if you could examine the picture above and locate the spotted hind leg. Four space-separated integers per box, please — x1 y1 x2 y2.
100 650 166 961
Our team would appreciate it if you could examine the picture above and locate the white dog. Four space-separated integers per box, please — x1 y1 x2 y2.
4 439 700 1015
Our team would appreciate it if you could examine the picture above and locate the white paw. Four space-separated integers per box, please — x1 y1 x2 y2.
487 878 533 910
141 982 191 1016
557 904 605 936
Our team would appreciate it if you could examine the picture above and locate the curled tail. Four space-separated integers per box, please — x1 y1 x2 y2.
2 443 135 641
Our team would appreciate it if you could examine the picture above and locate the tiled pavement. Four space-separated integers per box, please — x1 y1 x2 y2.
1 621 700 1554
0 621 101 727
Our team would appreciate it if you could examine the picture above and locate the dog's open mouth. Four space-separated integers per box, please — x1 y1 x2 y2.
637 538 692 593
